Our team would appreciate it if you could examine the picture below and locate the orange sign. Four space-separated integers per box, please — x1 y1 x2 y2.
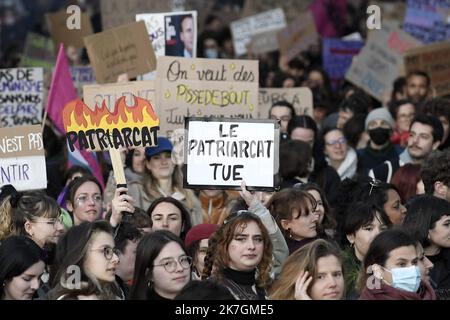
63 95 160 152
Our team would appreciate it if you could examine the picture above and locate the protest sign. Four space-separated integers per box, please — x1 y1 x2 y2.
136 11 198 58
100 0 171 30
309 0 347 37
323 38 364 90
346 22 422 101
71 67 96 97
230 8 286 57
20 33 55 69
63 95 160 153
184 118 279 191
403 0 450 44
0 68 44 127
84 21 156 84
46 10 93 49
258 87 313 119
156 56 259 138
0 125 47 191
242 0 313 24
83 80 155 111
404 41 450 98
249 30 280 55
278 11 319 62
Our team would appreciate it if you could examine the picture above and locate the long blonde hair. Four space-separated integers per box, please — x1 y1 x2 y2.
269 239 344 300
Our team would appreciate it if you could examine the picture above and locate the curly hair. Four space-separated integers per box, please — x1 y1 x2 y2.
421 149 450 195
202 212 273 289
0 195 14 241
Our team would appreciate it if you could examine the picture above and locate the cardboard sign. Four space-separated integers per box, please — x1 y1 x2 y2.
71 67 96 97
258 87 313 119
249 30 280 55
345 22 422 101
0 125 47 191
84 21 157 84
19 33 55 69
156 56 259 138
46 10 93 48
404 41 450 97
242 0 314 24
63 95 160 152
230 8 286 57
278 11 319 62
100 0 171 30
403 0 450 44
0 68 44 127
323 38 364 90
83 80 155 111
309 0 347 37
136 11 198 58
184 118 279 191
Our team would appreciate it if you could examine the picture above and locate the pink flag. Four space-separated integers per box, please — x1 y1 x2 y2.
46 44 105 188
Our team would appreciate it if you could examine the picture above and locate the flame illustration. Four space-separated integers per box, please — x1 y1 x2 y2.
63 95 159 133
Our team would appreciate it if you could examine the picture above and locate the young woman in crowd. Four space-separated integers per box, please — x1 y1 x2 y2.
269 239 345 300
294 182 337 239
358 229 435 300
266 188 319 254
388 99 416 148
0 236 45 300
321 127 358 180
146 197 192 241
65 176 104 226
184 224 218 280
403 195 450 299
202 211 273 300
127 137 202 225
341 202 391 299
390 164 423 203
130 230 192 300
49 221 123 300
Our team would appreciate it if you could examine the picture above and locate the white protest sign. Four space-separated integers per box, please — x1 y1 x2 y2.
0 68 44 127
0 125 47 191
184 118 280 190
230 8 286 56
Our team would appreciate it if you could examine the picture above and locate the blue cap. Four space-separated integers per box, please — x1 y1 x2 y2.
145 137 173 159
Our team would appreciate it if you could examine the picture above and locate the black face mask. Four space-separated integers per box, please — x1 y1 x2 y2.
369 127 391 145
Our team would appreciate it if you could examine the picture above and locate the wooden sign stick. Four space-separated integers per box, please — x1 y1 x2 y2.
109 147 127 189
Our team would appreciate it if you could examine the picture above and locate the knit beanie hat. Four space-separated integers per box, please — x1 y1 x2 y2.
365 107 395 130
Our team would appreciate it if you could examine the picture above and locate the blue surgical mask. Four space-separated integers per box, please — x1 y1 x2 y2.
204 48 219 59
389 266 421 293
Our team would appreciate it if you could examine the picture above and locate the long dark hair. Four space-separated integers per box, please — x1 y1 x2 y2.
130 230 188 300
147 197 192 240
0 236 44 299
48 220 121 300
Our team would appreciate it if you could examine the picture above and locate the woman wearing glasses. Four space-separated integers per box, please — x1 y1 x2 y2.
202 211 273 300
321 127 357 181
65 176 104 226
130 230 192 300
49 221 123 300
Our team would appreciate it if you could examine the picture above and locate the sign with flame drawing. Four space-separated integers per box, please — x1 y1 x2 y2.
63 95 160 152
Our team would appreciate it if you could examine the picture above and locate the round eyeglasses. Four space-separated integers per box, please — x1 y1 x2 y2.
153 256 192 273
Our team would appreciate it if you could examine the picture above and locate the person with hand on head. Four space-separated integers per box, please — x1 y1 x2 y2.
359 229 435 300
0 236 45 300
269 239 345 300
65 176 104 226
202 211 273 300
131 230 192 300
